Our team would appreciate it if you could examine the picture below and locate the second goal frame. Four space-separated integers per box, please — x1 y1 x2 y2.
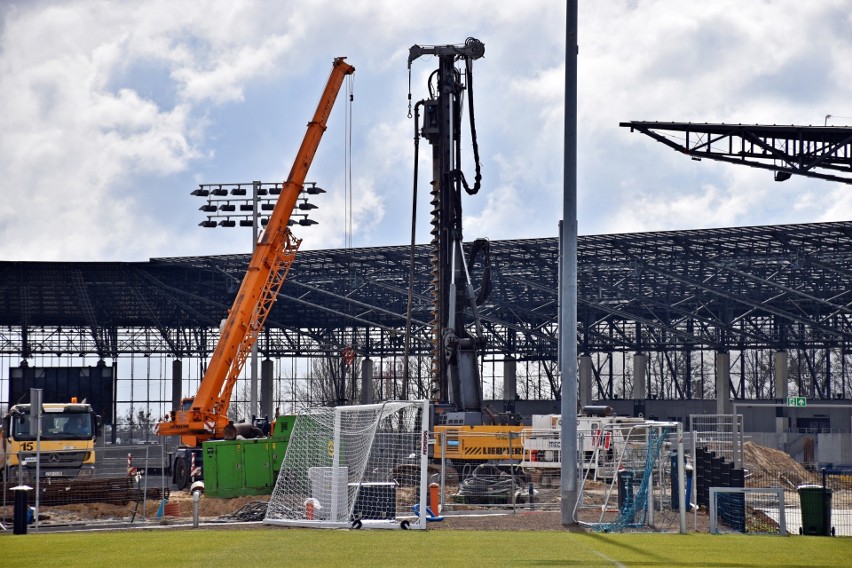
709 487 787 535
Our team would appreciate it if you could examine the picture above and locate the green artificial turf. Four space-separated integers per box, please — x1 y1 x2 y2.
3 528 848 567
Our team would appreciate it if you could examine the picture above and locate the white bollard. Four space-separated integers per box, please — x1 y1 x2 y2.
190 481 204 528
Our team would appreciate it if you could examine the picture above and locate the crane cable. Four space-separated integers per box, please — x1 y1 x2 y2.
403 100 424 392
345 74 354 252
343 73 355 402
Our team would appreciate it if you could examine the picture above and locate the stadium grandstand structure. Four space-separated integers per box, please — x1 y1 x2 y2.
1 221 851 390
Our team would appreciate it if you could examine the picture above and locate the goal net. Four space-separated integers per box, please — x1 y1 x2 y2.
709 487 787 535
575 421 685 533
264 400 430 530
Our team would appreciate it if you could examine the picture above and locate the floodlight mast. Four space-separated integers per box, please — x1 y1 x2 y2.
155 57 354 451
190 181 322 421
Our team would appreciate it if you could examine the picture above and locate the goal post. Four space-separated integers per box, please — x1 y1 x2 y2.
264 400 430 530
709 487 787 535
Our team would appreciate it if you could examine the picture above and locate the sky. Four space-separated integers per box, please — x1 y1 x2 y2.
1 0 851 262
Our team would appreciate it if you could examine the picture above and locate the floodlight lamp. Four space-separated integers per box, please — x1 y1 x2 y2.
218 219 236 227
199 220 217 228
219 203 236 212
298 218 318 226
269 186 282 195
287 219 295 226
191 188 210 197
230 187 247 196
298 202 318 210
239 219 253 227
199 204 217 212
261 203 275 211
774 171 792 182
260 217 270 226
211 187 228 196
240 204 253 211
305 185 326 195
257 188 268 196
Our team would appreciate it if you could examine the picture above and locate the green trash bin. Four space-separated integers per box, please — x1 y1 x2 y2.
797 484 833 536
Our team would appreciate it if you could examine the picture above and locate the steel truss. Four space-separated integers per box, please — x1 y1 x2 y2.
620 122 852 184
1 221 851 399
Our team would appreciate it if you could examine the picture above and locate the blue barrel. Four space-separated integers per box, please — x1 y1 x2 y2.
670 455 693 512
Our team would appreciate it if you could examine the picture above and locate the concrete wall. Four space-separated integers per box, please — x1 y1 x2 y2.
816 433 852 466
594 398 852 434
749 431 852 467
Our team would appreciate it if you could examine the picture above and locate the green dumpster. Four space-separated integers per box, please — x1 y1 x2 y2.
797 484 834 536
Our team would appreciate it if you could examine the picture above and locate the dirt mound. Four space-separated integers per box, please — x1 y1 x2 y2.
743 441 807 475
742 441 812 489
171 492 269 518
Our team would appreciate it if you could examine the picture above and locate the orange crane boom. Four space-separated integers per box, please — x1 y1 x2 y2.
156 57 355 448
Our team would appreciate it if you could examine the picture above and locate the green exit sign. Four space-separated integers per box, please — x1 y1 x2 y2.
787 396 807 407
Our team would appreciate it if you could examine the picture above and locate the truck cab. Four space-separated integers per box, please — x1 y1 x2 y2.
1 402 100 482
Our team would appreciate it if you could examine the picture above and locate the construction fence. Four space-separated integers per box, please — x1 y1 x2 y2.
3 428 850 536
428 424 685 531
1 443 172 530
428 428 852 537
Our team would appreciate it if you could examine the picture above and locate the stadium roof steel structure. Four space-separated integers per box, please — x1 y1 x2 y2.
619 122 852 185
1 221 851 368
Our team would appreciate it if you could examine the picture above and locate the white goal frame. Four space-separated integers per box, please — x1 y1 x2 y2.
264 400 430 530
575 420 688 534
709 487 787 535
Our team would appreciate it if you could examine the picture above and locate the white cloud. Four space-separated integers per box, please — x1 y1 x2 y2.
0 1 304 260
0 0 849 261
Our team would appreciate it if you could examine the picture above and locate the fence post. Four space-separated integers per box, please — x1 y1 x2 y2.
509 432 516 513
142 446 149 521
440 432 446 512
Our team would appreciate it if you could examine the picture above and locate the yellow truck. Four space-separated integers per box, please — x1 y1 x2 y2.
1 401 99 482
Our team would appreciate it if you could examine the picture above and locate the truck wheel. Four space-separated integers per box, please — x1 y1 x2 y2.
174 458 190 490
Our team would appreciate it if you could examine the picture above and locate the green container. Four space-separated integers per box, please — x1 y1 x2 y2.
797 484 833 536
201 416 296 498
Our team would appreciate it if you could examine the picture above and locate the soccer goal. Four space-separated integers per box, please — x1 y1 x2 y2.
709 487 787 535
575 420 688 533
264 400 430 530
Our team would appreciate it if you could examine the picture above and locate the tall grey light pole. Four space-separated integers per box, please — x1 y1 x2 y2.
249 181 260 421
191 180 323 420
560 0 579 527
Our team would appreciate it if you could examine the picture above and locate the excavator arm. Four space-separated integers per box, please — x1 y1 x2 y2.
156 57 355 447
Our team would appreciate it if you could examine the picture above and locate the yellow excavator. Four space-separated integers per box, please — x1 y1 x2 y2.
156 57 355 489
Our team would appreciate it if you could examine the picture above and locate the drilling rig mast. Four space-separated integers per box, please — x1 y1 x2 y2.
408 38 489 419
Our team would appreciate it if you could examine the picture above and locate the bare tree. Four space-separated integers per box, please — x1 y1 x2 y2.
120 406 153 444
